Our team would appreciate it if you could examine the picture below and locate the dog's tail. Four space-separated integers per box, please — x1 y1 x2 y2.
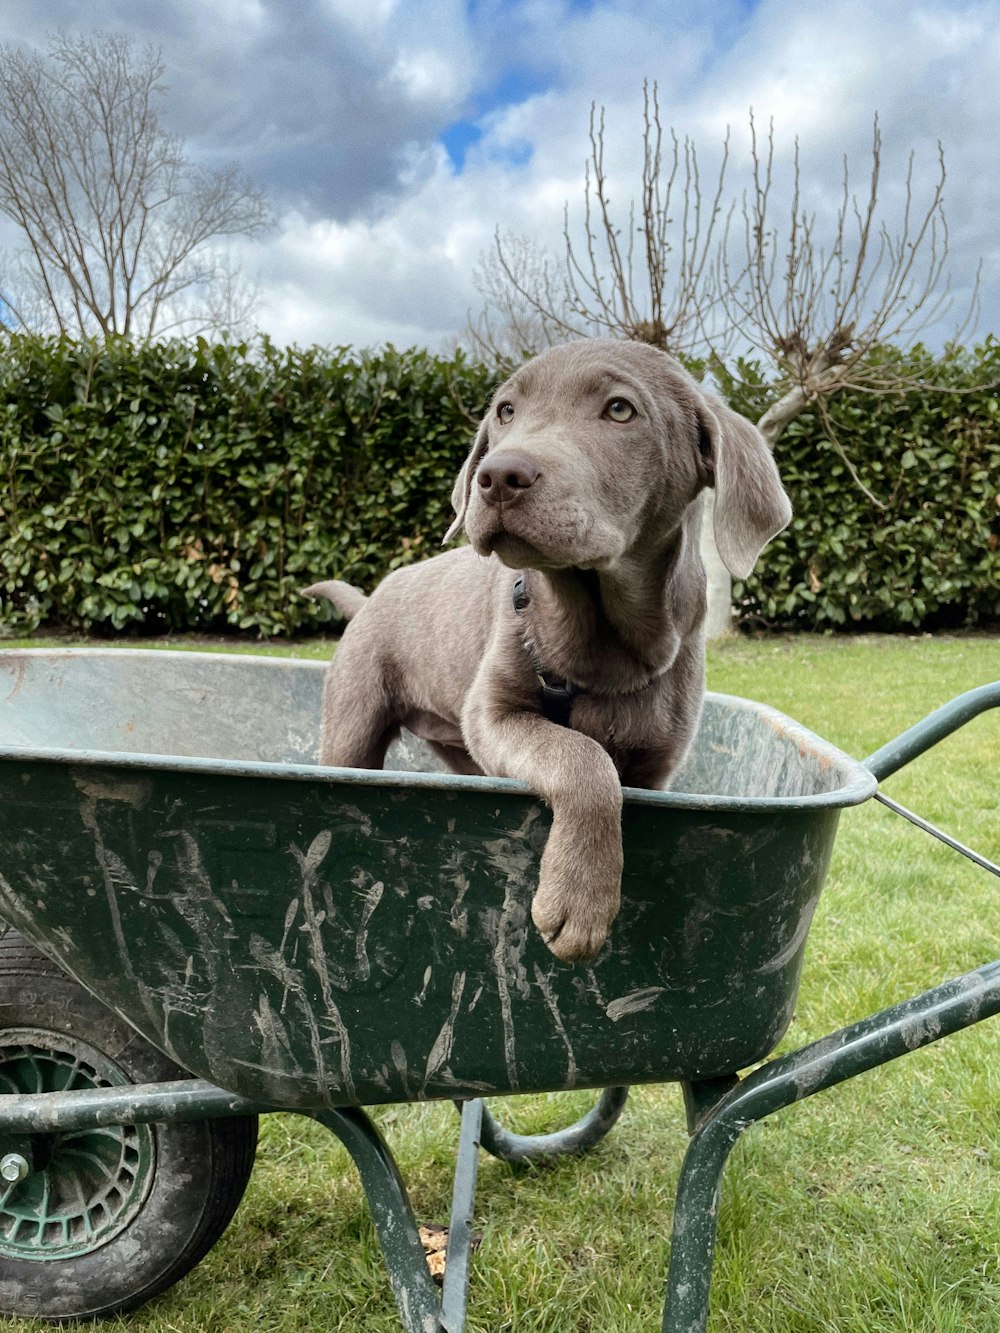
302 579 368 622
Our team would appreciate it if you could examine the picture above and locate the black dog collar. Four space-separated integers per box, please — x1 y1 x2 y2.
511 574 582 727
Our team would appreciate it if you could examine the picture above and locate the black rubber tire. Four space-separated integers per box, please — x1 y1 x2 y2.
0 928 259 1321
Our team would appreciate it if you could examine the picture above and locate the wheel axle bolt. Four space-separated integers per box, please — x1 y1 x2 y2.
0 1153 30 1184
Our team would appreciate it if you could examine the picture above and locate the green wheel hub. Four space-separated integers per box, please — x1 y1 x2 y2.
0 1028 156 1259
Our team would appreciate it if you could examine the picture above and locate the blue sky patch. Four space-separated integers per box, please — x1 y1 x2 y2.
441 120 484 170
441 64 551 171
442 117 535 171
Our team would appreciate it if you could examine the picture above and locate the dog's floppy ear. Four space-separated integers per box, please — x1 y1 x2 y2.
697 397 792 579
442 418 490 545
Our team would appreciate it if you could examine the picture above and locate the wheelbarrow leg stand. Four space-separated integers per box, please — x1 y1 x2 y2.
662 957 1000 1333
662 1080 747 1333
309 1099 485 1333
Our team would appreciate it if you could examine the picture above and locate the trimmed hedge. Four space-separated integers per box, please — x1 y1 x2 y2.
716 342 1000 630
0 337 492 635
0 335 997 636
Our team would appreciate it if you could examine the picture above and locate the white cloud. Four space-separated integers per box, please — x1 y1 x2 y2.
389 49 462 104
322 0 398 34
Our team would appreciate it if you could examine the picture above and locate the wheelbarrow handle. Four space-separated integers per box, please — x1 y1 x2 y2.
864 680 1000 781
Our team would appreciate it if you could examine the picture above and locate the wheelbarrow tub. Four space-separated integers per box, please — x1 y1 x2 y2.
0 649 874 1110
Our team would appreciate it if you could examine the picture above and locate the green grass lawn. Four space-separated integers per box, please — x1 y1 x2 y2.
2 631 999 1332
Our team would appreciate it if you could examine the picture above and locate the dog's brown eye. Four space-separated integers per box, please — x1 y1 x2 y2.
497 401 515 424
605 398 636 422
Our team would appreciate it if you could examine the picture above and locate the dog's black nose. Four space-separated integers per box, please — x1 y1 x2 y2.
476 451 541 505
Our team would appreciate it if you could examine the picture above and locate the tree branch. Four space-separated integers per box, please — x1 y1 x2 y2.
0 31 270 339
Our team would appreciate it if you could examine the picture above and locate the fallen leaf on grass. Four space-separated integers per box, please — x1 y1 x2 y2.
418 1223 482 1285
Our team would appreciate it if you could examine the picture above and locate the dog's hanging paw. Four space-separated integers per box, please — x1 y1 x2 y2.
530 809 623 962
531 884 619 963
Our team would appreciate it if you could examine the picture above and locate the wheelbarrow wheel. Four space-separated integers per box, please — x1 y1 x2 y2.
0 928 259 1321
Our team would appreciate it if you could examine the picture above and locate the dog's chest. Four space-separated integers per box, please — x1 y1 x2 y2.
569 685 671 755
401 708 465 747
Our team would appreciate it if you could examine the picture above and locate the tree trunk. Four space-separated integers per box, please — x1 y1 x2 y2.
757 384 810 448
699 489 733 639
703 384 818 638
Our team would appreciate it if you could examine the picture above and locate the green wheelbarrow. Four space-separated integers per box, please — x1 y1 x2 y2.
0 647 996 1330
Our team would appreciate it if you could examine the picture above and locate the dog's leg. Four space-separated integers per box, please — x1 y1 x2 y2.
620 746 686 792
422 742 485 776
463 706 623 963
318 646 399 770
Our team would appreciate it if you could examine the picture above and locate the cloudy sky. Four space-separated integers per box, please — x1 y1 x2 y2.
0 0 997 352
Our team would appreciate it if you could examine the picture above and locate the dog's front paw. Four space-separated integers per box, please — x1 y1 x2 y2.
532 891 619 962
531 831 623 963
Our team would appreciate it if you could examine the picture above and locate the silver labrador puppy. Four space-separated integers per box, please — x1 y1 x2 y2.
306 339 791 962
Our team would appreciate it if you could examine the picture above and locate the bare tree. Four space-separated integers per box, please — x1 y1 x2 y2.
164 246 263 342
564 82 730 353
467 231 579 372
0 32 270 340
470 81 730 364
698 114 981 632
473 90 973 410
719 113 979 450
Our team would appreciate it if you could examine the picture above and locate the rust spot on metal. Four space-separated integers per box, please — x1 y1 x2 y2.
0 658 27 702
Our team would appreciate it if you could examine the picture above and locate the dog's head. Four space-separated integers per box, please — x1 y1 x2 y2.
445 340 790 579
